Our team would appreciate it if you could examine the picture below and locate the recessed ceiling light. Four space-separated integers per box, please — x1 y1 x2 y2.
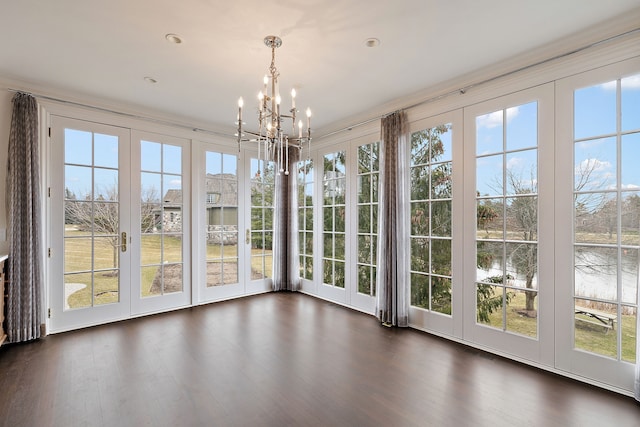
364 38 380 48
165 33 183 44
144 76 158 84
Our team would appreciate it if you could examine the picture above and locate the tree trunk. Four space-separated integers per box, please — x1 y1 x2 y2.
525 273 536 312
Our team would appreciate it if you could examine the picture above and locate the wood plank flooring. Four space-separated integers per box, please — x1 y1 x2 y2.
0 292 638 426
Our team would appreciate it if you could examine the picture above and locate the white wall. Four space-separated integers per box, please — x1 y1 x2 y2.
0 87 13 256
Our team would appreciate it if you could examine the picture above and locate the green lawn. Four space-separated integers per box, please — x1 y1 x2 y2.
481 292 636 362
64 230 271 307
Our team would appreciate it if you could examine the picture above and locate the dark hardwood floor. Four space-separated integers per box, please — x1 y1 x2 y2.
0 292 637 427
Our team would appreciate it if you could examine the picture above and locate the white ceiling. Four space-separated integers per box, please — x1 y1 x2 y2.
1 1 639 136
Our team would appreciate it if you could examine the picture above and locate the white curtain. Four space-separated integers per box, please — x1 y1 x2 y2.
375 111 410 326
6 92 42 342
272 145 300 291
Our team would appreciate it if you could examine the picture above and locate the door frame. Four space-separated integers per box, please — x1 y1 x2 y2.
462 83 555 365
554 58 640 390
130 130 192 316
48 115 132 332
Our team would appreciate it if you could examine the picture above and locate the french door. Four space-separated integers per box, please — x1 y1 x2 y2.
555 59 640 390
462 84 555 364
194 143 272 303
49 117 190 332
408 110 463 337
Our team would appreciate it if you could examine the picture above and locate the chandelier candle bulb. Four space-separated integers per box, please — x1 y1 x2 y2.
235 35 312 168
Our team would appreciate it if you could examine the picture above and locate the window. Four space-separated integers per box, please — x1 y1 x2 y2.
251 158 275 280
410 124 453 314
474 102 539 338
140 140 184 296
205 152 239 287
322 151 346 288
298 158 314 281
357 141 379 297
572 74 640 361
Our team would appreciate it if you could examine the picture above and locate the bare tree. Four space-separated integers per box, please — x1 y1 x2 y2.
65 184 160 268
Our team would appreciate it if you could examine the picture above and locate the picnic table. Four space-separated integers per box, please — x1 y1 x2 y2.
575 306 617 332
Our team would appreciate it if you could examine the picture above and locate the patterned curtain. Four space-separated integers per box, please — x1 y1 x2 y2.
6 92 42 342
375 111 410 326
272 145 301 291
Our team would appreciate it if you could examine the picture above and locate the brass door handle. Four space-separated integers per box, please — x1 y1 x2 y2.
119 232 127 252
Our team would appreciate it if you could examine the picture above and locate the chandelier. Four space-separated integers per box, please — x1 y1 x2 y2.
236 35 312 176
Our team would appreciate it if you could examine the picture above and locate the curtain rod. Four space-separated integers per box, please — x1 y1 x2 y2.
320 26 640 140
6 26 639 141
5 88 233 139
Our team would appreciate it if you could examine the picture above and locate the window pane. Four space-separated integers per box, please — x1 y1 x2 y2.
574 137 616 192
410 124 453 313
431 277 451 315
141 172 162 203
621 133 640 190
574 246 618 301
574 299 618 358
621 248 639 304
575 83 617 139
477 198 503 240
505 242 537 290
431 200 451 237
506 102 537 151
505 149 537 196
163 144 181 174
141 140 161 172
431 239 451 275
505 196 537 241
621 73 640 132
477 241 504 283
94 169 118 201
476 110 503 155
477 284 503 327
575 193 618 244
506 289 537 338
65 129 92 165
621 306 637 363
94 133 118 168
65 165 92 199
621 191 640 247
477 154 503 197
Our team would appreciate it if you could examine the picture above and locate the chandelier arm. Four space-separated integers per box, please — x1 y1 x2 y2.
236 35 312 164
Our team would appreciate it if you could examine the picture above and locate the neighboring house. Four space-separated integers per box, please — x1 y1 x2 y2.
160 173 239 244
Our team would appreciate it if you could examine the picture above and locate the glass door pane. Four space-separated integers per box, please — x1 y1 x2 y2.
140 140 184 297
298 158 314 282
356 142 379 298
50 116 131 332
410 124 453 315
572 75 639 362
64 129 122 308
250 158 275 281
322 151 346 289
206 152 239 286
475 102 539 338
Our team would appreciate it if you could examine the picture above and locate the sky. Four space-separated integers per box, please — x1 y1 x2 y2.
476 73 640 198
63 74 640 206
